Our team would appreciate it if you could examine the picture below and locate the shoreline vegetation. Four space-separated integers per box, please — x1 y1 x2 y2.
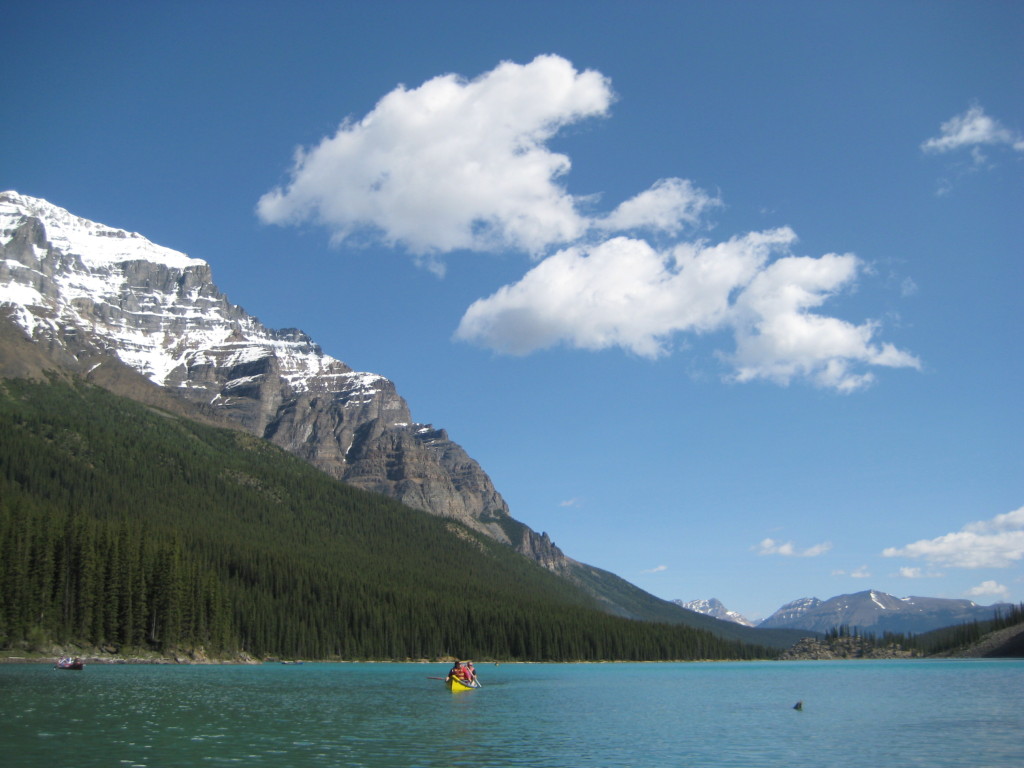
777 610 1024 660
0 378 777 665
5 614 1023 666
3 382 1022 668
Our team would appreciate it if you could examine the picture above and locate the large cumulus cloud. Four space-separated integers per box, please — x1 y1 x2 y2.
455 228 919 390
258 55 613 259
260 55 920 391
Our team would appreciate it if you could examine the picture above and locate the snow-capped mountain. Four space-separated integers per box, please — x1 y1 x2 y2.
674 598 755 627
758 597 823 627
0 191 353 390
6 191 770 630
0 190 535 548
758 590 1010 635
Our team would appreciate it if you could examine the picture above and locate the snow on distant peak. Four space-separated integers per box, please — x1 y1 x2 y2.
674 598 755 627
0 191 205 270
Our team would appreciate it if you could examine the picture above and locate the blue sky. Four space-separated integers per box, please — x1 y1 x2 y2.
3 1 1021 620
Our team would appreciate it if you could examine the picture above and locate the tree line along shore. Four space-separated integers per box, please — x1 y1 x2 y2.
4 378 1021 665
1 378 772 664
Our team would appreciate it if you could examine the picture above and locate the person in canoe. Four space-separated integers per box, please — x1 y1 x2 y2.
447 661 466 683
447 661 480 685
450 661 481 686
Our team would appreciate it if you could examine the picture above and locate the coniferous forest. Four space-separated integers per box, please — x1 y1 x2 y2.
822 603 1024 657
0 377 774 661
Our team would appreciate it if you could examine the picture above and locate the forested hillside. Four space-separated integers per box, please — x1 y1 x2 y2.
901 603 1024 657
0 377 774 661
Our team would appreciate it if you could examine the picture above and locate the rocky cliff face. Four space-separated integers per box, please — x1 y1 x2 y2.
0 190 566 556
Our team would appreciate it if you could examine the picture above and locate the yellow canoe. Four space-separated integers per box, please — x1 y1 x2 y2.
446 675 479 692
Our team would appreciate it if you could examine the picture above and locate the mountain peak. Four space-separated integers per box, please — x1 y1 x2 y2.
674 597 755 627
0 193 528 556
1 190 204 270
1 192 813 634
759 589 1010 634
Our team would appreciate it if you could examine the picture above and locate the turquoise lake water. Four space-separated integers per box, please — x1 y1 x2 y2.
2 660 1022 767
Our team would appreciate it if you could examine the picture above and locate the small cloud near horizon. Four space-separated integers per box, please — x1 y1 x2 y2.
755 538 832 558
883 506 1024 569
642 565 668 574
896 566 943 579
921 104 1024 194
966 580 1009 600
921 104 1024 157
831 565 871 578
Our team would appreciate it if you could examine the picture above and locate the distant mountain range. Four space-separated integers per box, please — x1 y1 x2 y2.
680 590 1012 636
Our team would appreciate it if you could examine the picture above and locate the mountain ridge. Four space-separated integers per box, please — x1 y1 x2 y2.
758 589 1010 635
0 190 803 646
0 374 783 661
0 190 528 545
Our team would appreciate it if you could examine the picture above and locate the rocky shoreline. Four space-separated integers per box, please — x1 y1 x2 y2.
776 636 920 660
0 647 472 665
778 621 1024 660
0 646 262 665
8 623 1024 665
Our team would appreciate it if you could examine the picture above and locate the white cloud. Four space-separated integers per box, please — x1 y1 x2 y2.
642 565 668 574
883 506 1024 568
755 538 832 557
921 104 1024 155
900 277 919 297
728 252 921 391
964 506 1024 534
559 498 583 508
258 55 613 257
455 228 920 390
456 234 698 358
803 542 836 558
897 566 942 579
261 55 919 391
850 565 871 579
966 580 1009 599
598 178 721 236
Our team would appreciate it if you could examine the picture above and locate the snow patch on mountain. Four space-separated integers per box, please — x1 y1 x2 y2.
673 598 755 627
0 191 203 269
0 191 386 398
0 190 527 552
758 589 1009 634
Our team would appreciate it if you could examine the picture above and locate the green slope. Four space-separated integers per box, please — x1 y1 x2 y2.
0 376 776 661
